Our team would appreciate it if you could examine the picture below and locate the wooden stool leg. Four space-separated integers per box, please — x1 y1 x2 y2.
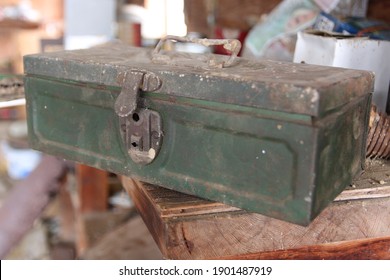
75 164 109 255
76 165 108 213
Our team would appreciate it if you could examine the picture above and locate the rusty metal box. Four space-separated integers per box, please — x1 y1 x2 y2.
23 38 373 225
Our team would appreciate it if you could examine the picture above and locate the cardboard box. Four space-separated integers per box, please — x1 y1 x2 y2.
314 11 390 40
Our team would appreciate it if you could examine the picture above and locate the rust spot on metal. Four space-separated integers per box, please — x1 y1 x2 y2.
168 96 177 103
116 72 125 84
96 84 108 90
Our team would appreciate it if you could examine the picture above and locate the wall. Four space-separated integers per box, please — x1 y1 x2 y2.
0 0 63 73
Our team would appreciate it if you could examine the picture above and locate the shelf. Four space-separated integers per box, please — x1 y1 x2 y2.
0 19 40 30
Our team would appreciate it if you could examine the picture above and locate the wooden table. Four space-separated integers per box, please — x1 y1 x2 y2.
122 160 390 259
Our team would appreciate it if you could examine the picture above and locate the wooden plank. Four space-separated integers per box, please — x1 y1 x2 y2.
76 164 109 213
367 0 390 24
334 185 390 201
0 19 40 30
222 237 390 260
122 160 390 259
74 164 109 255
183 0 281 37
56 177 76 243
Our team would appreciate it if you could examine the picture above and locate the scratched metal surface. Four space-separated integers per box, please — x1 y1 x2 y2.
24 42 374 117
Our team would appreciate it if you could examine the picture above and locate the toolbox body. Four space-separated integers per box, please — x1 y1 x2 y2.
24 42 373 225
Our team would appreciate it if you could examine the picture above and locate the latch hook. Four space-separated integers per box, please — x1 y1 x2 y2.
115 70 163 165
115 70 162 117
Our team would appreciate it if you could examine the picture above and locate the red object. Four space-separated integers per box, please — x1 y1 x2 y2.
133 23 142 47
214 27 248 56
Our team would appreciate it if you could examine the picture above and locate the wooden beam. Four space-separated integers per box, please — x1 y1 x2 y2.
122 160 390 260
222 237 390 260
76 164 108 213
75 164 109 255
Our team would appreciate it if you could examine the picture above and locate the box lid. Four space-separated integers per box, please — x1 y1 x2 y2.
23 41 373 117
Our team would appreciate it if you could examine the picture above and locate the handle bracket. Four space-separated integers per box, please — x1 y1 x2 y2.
152 35 241 68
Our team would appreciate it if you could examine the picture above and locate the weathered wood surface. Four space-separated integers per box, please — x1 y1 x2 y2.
76 164 108 213
74 165 109 255
184 0 281 36
122 160 390 259
223 237 390 260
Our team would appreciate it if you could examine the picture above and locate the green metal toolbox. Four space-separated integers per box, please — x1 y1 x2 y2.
23 37 374 225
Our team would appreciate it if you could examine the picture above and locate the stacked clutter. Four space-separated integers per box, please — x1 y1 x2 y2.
242 0 390 114
242 0 389 61
0 75 41 181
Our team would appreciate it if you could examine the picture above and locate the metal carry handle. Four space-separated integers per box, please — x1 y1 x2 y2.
152 35 241 68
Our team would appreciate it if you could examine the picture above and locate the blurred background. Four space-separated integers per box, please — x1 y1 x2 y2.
0 0 389 260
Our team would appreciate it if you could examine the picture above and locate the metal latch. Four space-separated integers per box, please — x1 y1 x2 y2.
116 70 163 165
